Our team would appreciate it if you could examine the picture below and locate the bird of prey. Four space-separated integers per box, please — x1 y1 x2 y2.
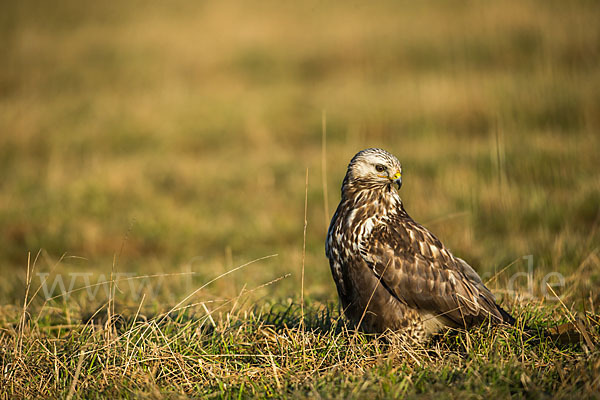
325 148 515 342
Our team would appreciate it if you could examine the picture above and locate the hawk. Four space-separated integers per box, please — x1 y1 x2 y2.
326 148 515 341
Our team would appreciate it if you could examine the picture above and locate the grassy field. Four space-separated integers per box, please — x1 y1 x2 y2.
1 0 600 398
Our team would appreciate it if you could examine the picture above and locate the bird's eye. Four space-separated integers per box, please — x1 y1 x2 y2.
375 164 386 172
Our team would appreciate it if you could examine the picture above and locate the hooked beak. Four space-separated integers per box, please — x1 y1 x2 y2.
391 171 402 190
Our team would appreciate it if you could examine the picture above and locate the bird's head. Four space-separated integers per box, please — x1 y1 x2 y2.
343 148 403 192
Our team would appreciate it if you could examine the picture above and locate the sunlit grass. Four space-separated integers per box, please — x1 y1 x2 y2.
1 0 599 397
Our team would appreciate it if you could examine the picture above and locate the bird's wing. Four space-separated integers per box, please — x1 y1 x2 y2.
359 217 503 327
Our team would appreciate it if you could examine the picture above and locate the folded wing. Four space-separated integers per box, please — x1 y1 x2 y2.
359 218 505 328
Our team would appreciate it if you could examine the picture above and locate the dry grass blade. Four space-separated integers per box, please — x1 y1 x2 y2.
161 253 278 323
65 350 85 400
321 109 330 226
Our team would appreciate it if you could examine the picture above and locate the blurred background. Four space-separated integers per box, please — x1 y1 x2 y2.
1 0 599 308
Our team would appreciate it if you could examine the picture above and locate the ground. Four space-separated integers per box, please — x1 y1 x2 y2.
1 0 599 398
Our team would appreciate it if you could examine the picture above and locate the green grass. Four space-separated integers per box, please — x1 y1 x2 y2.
3 293 599 398
1 0 600 398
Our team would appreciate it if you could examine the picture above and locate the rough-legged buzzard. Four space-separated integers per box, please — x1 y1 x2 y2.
326 148 514 341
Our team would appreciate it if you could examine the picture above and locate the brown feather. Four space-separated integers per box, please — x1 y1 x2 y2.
326 148 514 341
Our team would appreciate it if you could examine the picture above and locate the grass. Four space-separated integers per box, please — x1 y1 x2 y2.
3 286 599 398
1 0 600 397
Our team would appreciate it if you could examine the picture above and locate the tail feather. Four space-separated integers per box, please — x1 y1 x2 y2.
496 305 595 349
496 304 516 325
494 304 591 346
547 319 594 347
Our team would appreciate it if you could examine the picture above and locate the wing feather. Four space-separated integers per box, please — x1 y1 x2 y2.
360 217 503 327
